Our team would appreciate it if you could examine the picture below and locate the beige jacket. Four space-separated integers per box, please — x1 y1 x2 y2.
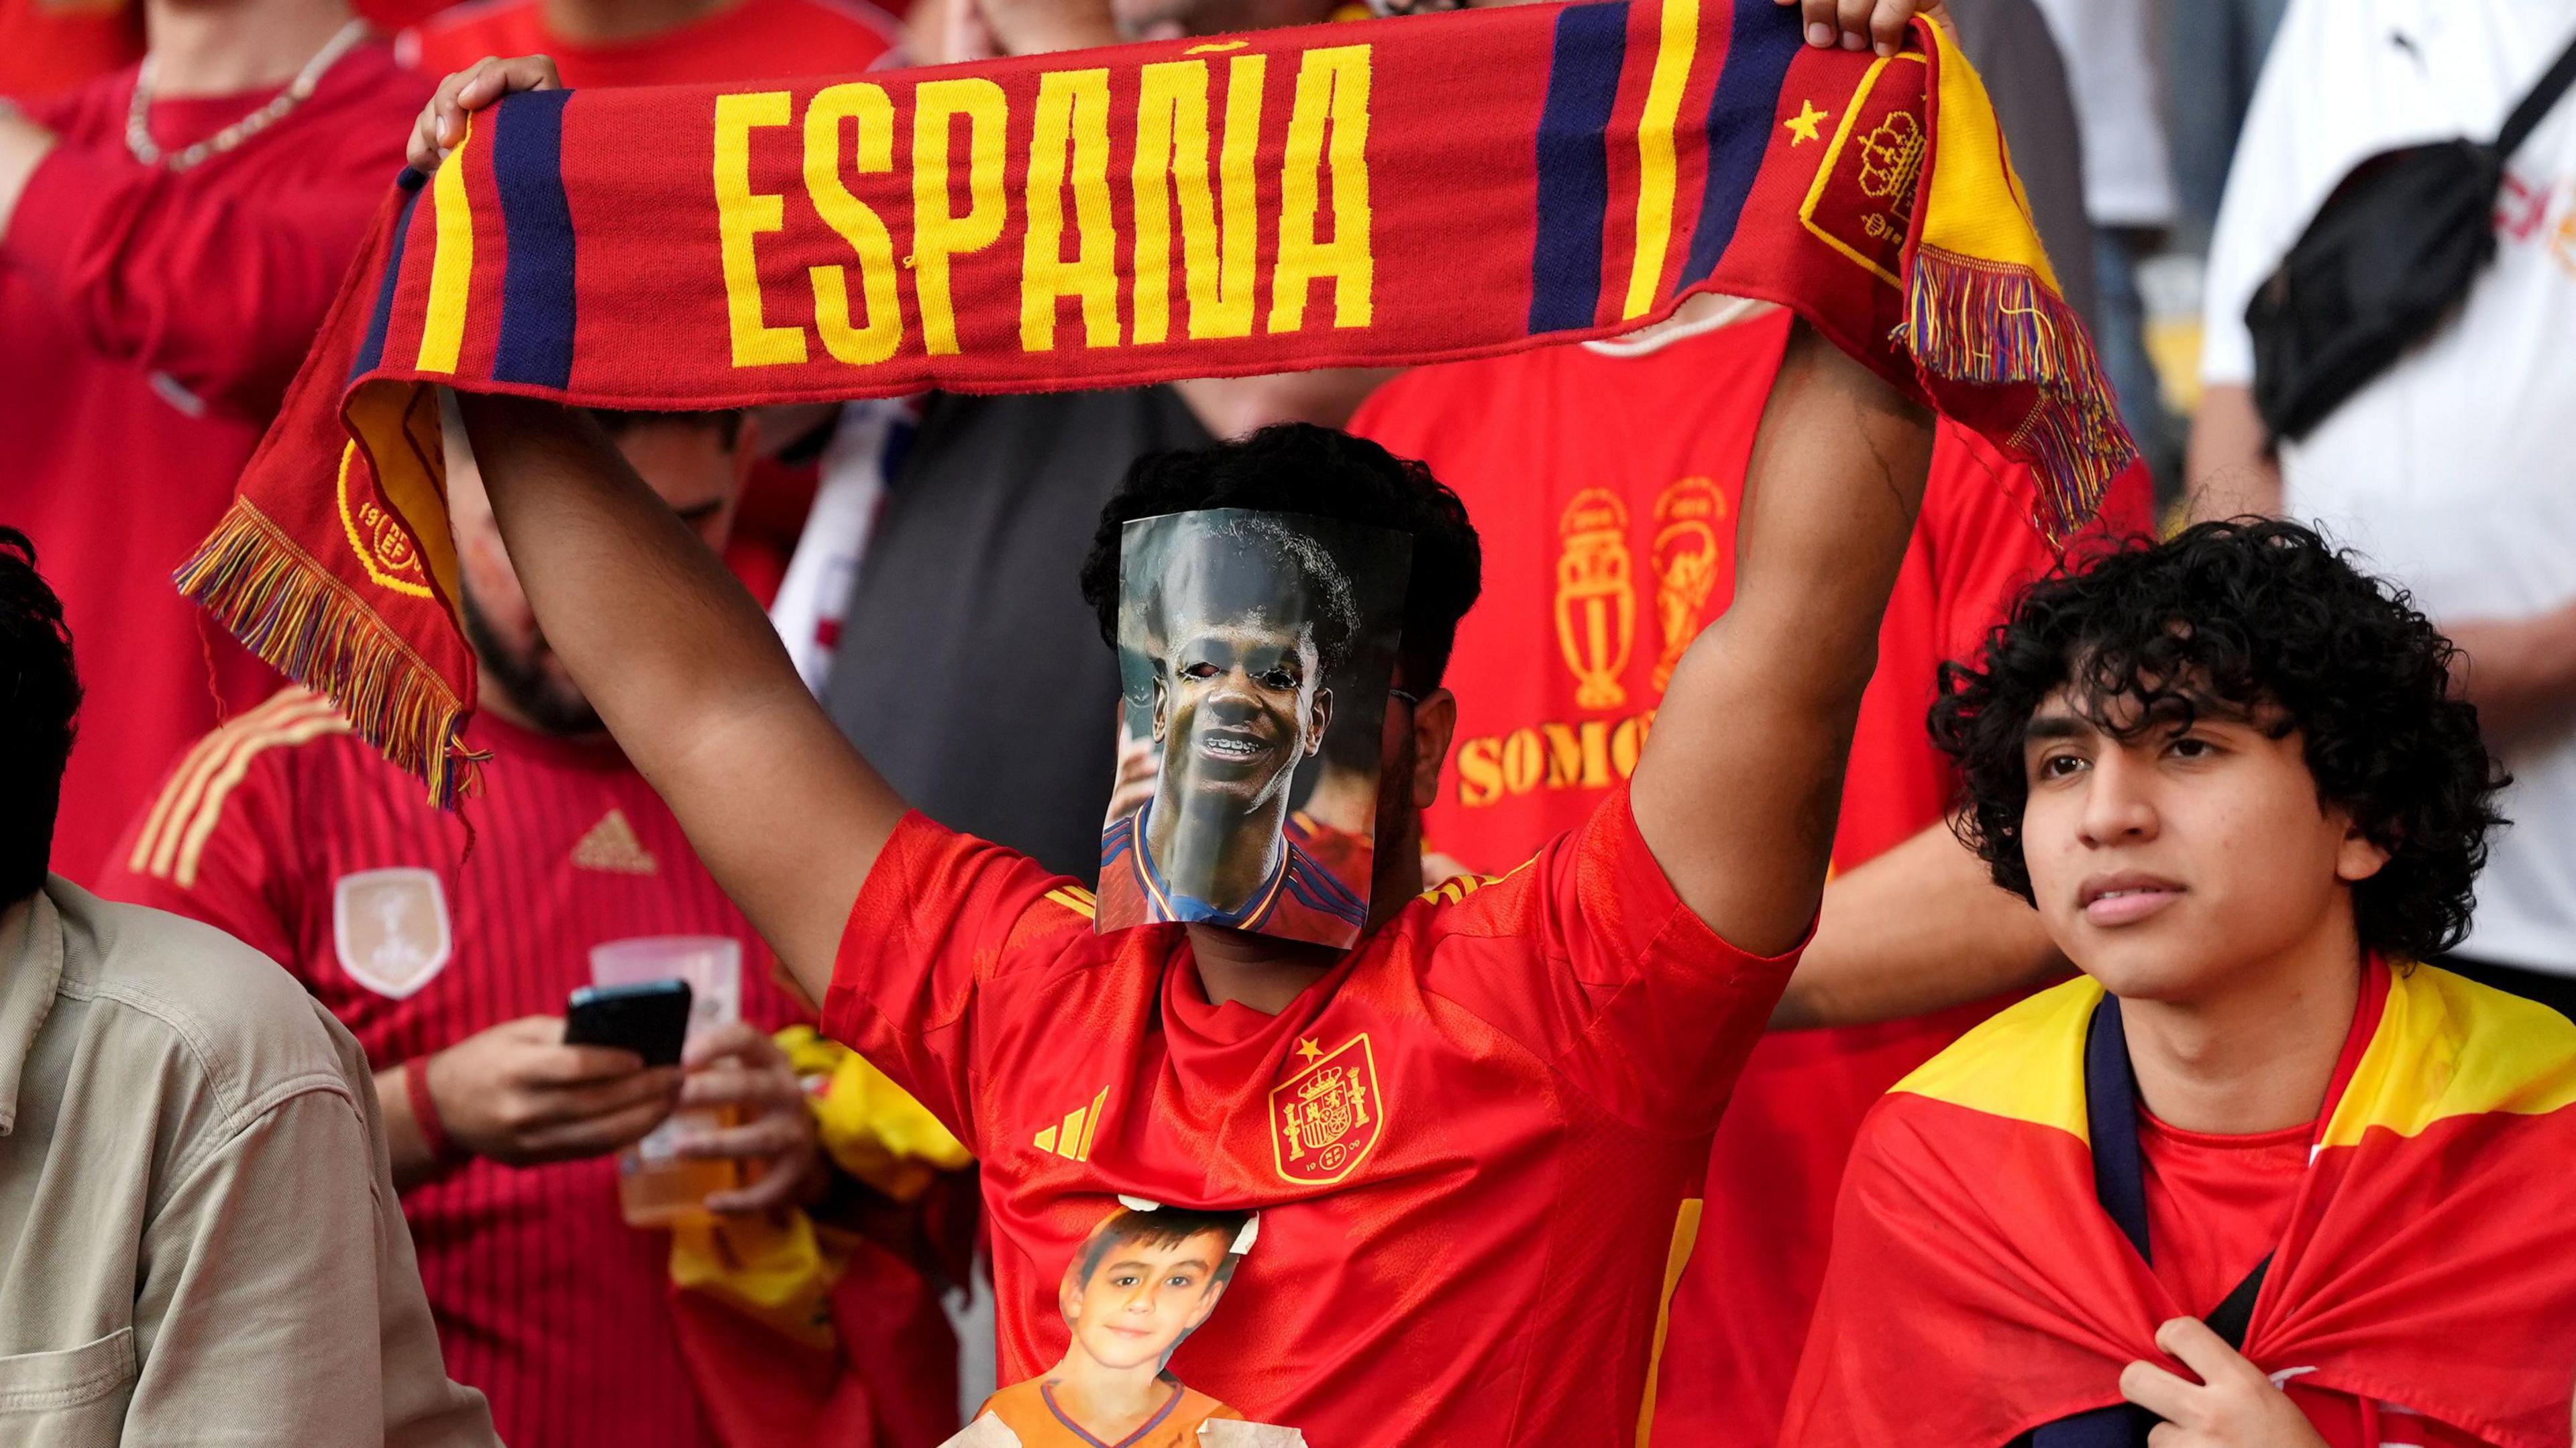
0 877 496 1447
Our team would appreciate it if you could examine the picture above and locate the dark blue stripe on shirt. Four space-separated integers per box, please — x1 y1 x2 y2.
1527 2 1628 335
1290 845 1368 914
491 90 578 390
351 171 427 382
1285 857 1369 927
1678 0 1803 286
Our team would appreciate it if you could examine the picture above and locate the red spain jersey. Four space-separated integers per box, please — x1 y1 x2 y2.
1349 308 2156 1446
825 784 1794 1446
95 689 821 1448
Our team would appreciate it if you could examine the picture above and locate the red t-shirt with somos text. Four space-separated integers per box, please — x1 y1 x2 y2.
1350 307 2157 1447
823 784 1795 1447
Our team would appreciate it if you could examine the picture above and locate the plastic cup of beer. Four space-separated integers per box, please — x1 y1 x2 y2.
590 936 743 1228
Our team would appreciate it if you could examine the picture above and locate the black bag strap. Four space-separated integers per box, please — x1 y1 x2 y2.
2021 998 2279 1448
2497 27 2576 162
2204 1253 2273 1353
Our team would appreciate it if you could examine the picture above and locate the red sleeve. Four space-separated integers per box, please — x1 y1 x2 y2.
820 812 1089 1153
1 117 408 415
1923 425 2159 663
93 732 307 972
1422 786 1802 1135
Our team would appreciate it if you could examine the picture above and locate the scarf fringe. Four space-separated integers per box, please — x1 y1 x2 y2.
1902 245 2138 543
174 500 481 806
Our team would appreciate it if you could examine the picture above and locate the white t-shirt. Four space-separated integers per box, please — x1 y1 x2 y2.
768 397 913 693
2031 0 2176 227
2203 0 2576 972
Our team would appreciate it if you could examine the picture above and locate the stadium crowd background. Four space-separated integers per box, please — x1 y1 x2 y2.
3 0 2573 1443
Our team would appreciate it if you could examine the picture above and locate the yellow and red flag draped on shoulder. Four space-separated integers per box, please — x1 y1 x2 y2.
178 0 2128 803
1782 962 2576 1448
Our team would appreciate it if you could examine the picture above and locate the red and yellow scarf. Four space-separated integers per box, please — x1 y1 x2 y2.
180 0 2126 802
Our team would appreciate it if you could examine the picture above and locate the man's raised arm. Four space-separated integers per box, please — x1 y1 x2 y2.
1629 320 1935 956
455 393 906 999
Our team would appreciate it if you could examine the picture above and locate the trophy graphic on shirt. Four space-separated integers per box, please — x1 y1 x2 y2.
1649 478 1726 691
1554 489 1634 711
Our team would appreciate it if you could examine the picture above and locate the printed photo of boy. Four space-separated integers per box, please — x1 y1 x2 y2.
945 1204 1305 1448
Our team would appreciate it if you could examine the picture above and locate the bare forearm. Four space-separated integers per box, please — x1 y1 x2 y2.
2441 604 2576 747
1633 321 1933 954
455 393 900 988
2186 384 2282 522
1770 821 2064 1029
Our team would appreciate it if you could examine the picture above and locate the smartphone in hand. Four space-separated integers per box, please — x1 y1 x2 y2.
564 979 693 1068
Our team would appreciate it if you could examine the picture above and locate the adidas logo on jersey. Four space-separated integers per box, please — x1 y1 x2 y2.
1034 1086 1110 1162
572 809 658 875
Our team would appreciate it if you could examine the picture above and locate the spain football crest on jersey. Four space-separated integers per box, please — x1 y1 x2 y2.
1271 1034 1385 1186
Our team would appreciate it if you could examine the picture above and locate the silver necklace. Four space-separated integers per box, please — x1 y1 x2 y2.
125 17 370 172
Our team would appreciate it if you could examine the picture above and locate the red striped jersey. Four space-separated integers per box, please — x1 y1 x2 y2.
96 688 812 1448
825 783 1795 1447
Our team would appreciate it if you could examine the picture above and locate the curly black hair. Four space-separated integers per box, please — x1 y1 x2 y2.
0 528 80 901
1929 518 2506 962
1077 423 1483 691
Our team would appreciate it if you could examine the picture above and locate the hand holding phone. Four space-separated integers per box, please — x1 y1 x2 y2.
564 979 694 1067
417 1013 682 1167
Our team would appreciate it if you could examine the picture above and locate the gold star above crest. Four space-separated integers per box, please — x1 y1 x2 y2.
1784 99 1829 145
1294 1038 1324 1064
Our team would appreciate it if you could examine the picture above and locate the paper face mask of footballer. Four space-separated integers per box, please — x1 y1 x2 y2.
1097 509 1410 949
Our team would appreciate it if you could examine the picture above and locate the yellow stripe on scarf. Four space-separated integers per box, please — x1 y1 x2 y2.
1622 0 1699 321
1913 19 2052 292
417 117 476 375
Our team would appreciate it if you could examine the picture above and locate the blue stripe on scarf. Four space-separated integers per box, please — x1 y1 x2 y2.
1527 2 1627 335
491 89 578 390
352 172 426 382
1678 0 1802 286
